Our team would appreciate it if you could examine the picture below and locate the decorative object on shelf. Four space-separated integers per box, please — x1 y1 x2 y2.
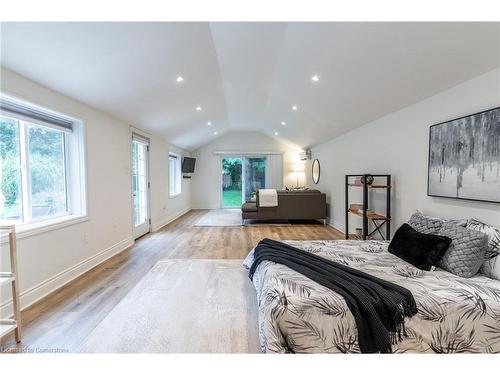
349 203 364 211
428 106 500 204
311 159 320 184
0 223 22 343
345 174 392 240
360 174 374 185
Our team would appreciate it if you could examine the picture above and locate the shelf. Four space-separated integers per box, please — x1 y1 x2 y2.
0 322 17 338
347 184 391 189
348 208 390 221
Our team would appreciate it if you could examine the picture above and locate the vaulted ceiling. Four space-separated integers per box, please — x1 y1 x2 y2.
1 22 499 151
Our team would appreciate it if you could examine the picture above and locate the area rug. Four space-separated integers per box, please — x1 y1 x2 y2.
194 209 242 226
80 260 260 353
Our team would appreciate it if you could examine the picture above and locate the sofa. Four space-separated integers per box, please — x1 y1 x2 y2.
241 189 327 223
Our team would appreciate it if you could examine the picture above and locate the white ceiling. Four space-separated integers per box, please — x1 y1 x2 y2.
1 22 499 151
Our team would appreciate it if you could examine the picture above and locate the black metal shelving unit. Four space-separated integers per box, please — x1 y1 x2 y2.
345 174 391 241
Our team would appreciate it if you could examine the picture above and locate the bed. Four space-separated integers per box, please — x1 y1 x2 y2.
243 240 500 353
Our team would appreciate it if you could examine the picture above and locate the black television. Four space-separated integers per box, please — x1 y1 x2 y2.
182 157 196 173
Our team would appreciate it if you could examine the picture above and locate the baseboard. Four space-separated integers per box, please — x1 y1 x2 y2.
327 218 346 235
151 208 191 232
190 206 221 210
0 236 134 317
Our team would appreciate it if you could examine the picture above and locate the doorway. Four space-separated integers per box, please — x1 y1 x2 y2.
221 156 267 208
132 135 150 239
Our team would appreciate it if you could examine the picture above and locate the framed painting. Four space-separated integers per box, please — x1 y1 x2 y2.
428 107 500 203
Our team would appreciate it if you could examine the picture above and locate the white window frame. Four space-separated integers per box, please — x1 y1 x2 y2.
169 152 182 197
0 95 87 239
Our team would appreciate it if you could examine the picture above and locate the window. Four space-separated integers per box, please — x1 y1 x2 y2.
0 95 86 226
169 153 181 196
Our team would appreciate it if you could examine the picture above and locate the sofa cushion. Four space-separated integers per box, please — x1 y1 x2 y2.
242 202 258 212
438 222 488 278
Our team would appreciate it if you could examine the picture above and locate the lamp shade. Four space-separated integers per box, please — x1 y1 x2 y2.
291 162 305 173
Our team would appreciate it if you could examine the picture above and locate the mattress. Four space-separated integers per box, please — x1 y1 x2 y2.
243 240 500 353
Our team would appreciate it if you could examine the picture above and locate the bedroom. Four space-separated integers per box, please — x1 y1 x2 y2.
1 0 500 373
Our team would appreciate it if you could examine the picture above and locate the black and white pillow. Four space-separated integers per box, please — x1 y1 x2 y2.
466 218 500 280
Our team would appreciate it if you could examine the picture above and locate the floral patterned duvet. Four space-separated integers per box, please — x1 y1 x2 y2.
243 240 500 353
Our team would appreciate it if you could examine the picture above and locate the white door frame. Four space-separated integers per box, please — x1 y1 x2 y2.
131 133 151 239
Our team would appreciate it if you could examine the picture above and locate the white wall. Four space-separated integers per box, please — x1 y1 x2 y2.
149 138 191 231
0 68 190 314
191 131 302 208
306 68 500 235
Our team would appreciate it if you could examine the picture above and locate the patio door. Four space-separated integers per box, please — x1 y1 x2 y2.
132 135 150 239
221 157 242 207
221 156 267 207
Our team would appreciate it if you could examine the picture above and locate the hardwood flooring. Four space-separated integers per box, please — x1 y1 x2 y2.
0 210 342 353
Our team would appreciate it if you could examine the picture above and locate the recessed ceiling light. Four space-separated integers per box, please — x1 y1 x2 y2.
311 75 319 82
292 105 298 111
207 121 212 126
196 105 202 111
213 131 218 135
176 76 184 83
281 121 286 126
274 131 279 136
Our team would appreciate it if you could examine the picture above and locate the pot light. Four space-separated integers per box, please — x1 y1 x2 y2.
196 105 202 111
176 76 184 83
213 131 218 135
274 131 279 136
292 105 298 111
281 121 286 126
207 121 212 126
311 75 319 82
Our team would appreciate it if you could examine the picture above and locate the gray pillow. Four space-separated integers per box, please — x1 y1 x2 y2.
408 211 467 235
438 222 488 278
466 218 500 280
408 212 446 235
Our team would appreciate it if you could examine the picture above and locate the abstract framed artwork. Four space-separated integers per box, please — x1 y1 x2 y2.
428 107 500 203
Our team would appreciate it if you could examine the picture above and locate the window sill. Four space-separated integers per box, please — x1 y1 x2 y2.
169 192 182 199
1 214 89 244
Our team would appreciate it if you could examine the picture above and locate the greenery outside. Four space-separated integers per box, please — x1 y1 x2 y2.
222 158 242 207
1 116 67 221
222 189 243 207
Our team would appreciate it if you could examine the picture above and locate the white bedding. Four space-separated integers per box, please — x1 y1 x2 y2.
243 240 500 353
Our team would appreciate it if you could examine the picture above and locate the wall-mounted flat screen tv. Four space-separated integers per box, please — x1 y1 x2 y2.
182 157 196 173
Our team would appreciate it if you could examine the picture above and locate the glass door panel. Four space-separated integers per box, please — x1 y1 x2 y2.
244 157 266 201
132 137 150 238
221 157 242 207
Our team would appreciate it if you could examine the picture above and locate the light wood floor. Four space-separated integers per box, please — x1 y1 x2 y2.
1 210 342 353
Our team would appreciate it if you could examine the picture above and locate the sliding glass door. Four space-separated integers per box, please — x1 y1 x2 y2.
221 156 266 207
222 157 242 207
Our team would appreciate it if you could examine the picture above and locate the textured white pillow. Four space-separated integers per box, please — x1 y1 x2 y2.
466 218 500 280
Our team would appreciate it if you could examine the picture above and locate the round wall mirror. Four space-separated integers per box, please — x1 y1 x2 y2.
312 159 320 184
